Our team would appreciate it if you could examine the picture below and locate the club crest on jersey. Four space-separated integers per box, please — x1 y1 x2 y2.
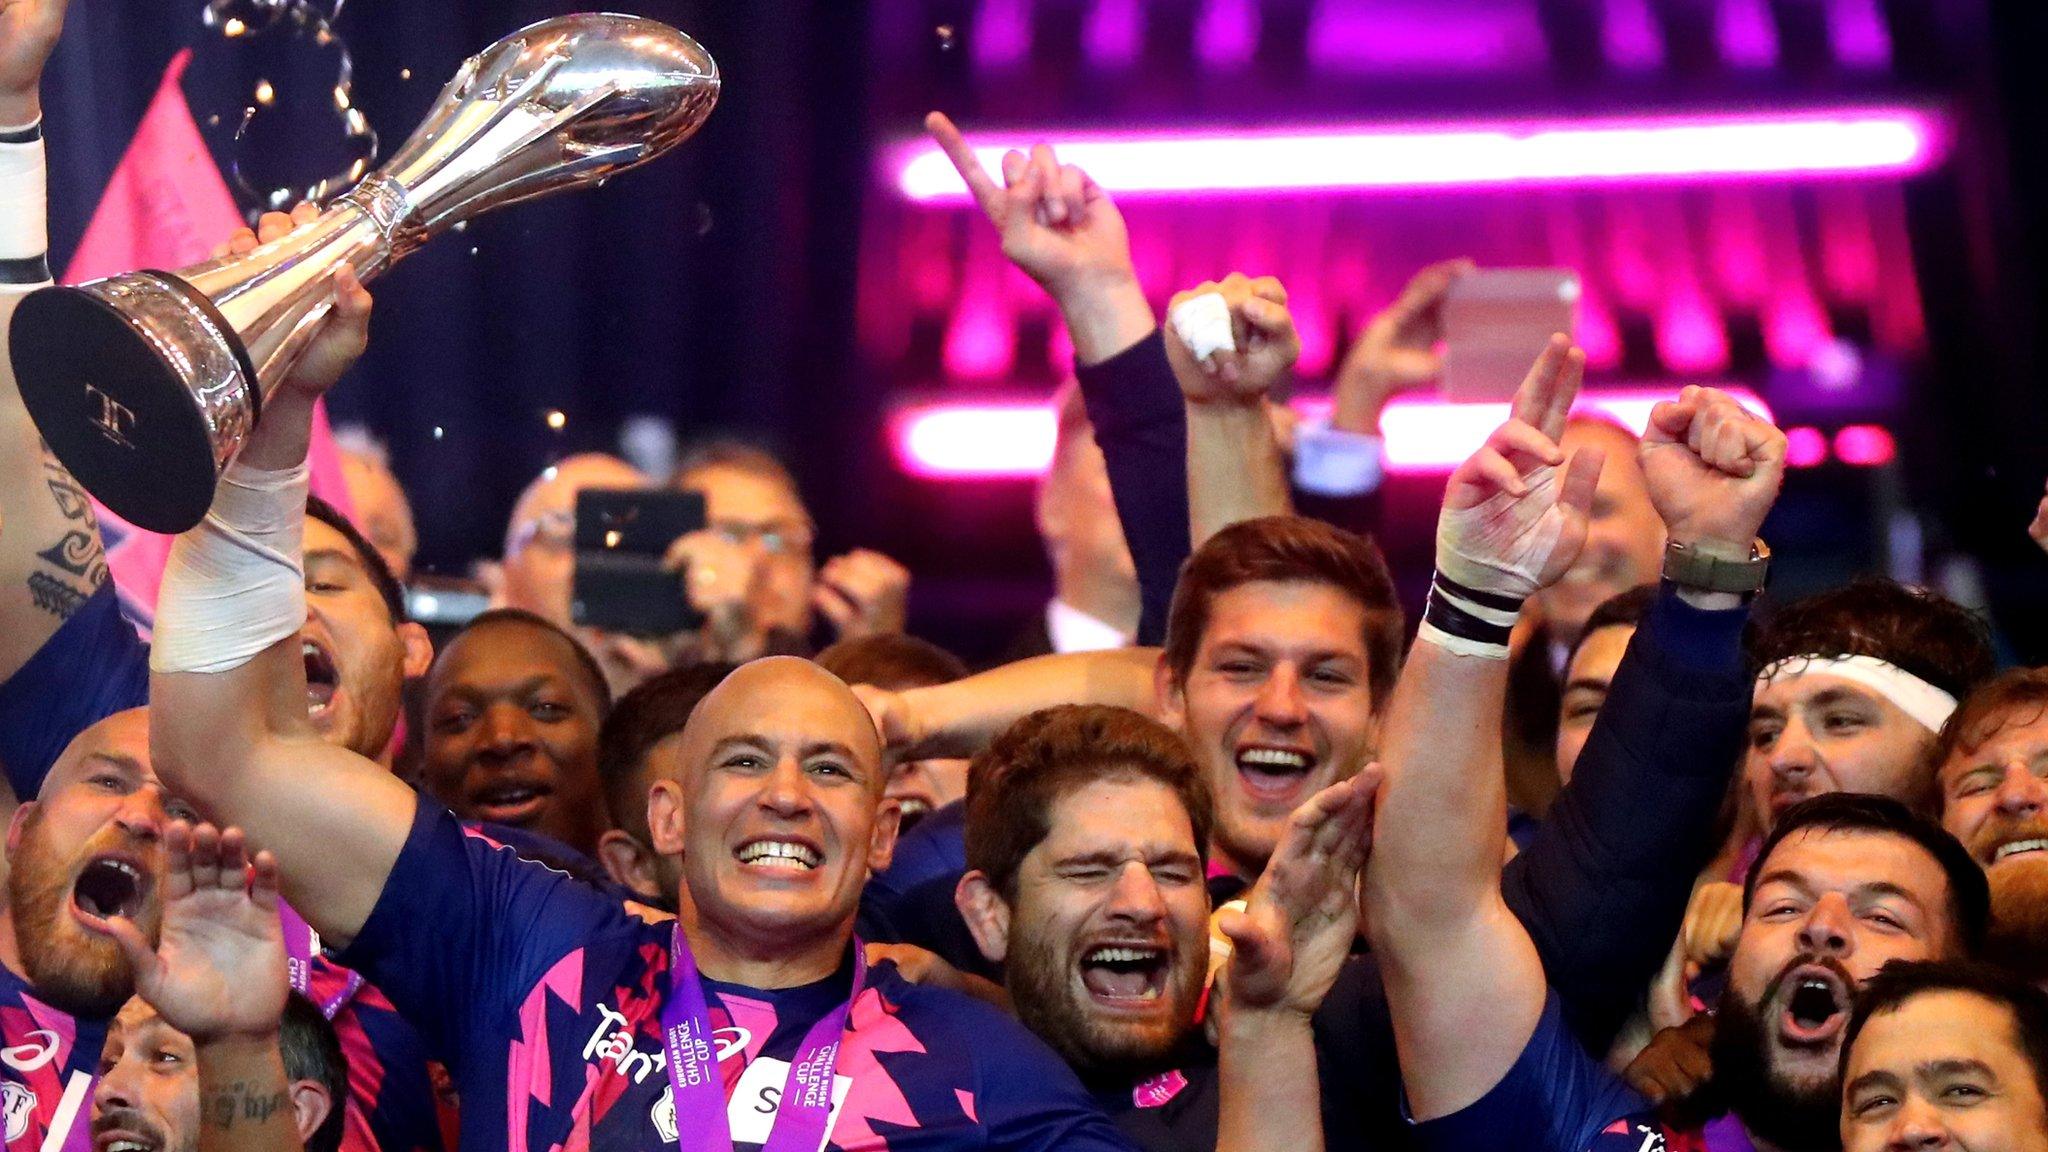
0 1082 35 1143
651 1085 678 1143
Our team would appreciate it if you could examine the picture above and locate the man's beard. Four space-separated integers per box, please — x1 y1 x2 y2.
1003 927 1204 1080
93 1104 190 1152
1711 960 1849 1152
7 821 152 1019
1967 817 2048 983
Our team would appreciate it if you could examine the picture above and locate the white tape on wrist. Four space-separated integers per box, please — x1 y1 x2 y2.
1434 463 1566 602
151 462 311 676
1759 654 1959 734
0 130 48 265
1169 292 1235 361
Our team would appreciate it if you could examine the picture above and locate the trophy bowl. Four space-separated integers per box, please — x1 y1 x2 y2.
9 12 719 533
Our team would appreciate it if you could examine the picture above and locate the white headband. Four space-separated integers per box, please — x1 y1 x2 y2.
1759 654 1959 735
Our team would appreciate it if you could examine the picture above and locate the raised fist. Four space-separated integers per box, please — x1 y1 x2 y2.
1164 273 1302 409
1639 385 1785 558
0 0 68 122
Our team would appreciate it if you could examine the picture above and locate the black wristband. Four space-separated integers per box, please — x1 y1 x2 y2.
1420 570 1524 655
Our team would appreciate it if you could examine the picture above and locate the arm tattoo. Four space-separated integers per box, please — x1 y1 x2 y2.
25 452 106 620
203 1080 292 1132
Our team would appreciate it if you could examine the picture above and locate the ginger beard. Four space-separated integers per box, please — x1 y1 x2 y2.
7 808 160 1019
1967 816 2048 983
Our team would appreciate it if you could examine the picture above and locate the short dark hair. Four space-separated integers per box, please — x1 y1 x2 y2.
280 992 348 1152
1567 584 1658 666
1844 959 2048 1109
1163 516 1404 708
1934 667 2048 786
815 635 968 691
597 662 735 841
430 609 613 722
965 706 1211 901
1744 793 1990 957
1747 577 1996 702
306 494 406 624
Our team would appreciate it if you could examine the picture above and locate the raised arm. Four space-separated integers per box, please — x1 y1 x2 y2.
924 113 1186 644
0 0 102 683
1364 336 1602 1121
1501 385 1784 1048
1163 274 1297 548
857 646 1161 761
1213 768 1378 1152
149 213 407 950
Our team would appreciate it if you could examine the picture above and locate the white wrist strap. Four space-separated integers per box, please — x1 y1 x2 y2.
152 462 310 675
0 125 48 270
1759 654 1958 735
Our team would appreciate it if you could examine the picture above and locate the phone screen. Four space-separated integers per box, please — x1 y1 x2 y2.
1440 268 1581 402
570 488 708 636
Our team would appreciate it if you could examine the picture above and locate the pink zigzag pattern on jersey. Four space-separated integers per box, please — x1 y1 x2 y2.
508 949 587 1152
819 986 930 1150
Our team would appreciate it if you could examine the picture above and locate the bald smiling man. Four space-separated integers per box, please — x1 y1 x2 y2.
154 580 1156 1150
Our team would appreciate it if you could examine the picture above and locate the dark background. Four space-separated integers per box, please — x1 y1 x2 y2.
32 0 2048 665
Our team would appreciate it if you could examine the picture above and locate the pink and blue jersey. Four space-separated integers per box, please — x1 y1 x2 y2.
0 967 100 1152
341 800 1139 1152
0 584 446 1152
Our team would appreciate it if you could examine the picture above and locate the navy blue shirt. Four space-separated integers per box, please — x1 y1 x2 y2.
1410 993 1684 1152
0 585 147 797
342 800 1137 1151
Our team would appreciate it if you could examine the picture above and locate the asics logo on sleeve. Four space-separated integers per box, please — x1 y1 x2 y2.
0 1032 59 1074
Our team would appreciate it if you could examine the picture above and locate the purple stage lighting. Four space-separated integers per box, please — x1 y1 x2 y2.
895 107 1947 201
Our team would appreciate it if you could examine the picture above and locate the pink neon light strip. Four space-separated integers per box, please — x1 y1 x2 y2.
892 388 1778 479
893 107 1945 201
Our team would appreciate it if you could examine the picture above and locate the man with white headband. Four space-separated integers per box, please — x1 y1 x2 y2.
1744 578 1996 831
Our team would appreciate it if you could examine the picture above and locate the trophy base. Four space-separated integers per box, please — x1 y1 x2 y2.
10 272 258 535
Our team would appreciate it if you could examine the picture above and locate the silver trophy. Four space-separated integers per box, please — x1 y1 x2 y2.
9 12 720 532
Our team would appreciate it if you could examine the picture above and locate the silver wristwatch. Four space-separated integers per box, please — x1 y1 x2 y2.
1662 538 1771 598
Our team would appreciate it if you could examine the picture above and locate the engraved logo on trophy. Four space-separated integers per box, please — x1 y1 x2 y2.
7 13 720 533
82 384 137 450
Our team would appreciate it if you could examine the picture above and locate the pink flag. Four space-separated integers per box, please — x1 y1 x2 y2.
62 49 357 626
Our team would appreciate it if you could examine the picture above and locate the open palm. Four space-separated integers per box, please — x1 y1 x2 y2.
84 823 289 1044
1219 769 1377 1016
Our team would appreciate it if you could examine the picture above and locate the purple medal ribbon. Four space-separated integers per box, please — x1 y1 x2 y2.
280 900 363 1020
663 926 866 1152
